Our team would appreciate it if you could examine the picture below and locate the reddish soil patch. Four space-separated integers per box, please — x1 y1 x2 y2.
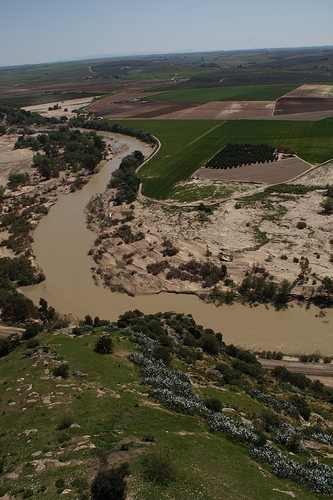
87 90 191 118
274 84 333 116
156 101 275 119
275 97 333 116
193 157 310 184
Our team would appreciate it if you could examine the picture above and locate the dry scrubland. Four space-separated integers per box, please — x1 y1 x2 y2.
0 134 33 185
87 160 333 299
23 97 98 118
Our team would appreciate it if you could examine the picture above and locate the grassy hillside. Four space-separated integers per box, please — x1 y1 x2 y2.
109 118 333 199
146 84 297 103
1 312 332 499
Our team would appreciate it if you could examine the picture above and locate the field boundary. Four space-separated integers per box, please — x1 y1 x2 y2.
136 135 162 198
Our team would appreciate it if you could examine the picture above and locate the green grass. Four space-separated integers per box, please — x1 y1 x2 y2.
170 182 235 202
0 333 320 500
146 84 297 104
108 118 333 200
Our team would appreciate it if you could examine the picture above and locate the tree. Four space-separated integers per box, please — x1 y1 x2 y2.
200 333 220 355
2 293 36 323
274 279 291 308
33 154 59 179
39 298 56 324
84 314 93 326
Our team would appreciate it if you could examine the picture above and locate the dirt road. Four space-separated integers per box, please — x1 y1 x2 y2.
259 358 333 387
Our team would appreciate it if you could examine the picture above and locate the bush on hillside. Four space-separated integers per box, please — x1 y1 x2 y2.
204 397 222 413
141 450 177 485
200 333 221 355
53 363 70 379
95 335 113 354
22 322 43 340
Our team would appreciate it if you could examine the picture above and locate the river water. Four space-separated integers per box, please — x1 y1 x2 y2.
23 133 333 355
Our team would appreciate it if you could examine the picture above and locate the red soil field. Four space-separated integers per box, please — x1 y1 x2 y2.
86 88 192 118
275 97 333 115
274 84 333 116
193 157 311 184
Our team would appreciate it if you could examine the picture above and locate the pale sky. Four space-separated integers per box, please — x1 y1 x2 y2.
0 0 332 67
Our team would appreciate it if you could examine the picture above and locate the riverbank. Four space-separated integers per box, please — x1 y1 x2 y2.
21 132 333 354
87 170 333 302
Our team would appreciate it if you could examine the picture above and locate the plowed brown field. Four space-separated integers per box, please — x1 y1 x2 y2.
193 157 310 184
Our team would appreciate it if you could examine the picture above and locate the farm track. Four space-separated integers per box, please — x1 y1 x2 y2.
260 358 333 387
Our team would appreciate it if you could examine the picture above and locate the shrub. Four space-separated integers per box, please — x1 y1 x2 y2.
272 366 309 391
146 261 169 276
321 197 333 215
53 363 70 379
141 450 177 485
8 172 30 190
250 389 298 418
26 339 40 349
290 396 311 421
232 359 264 380
95 335 113 355
215 362 243 386
57 415 74 430
142 434 155 443
0 338 11 358
71 477 89 494
262 410 282 431
296 221 307 230
152 345 172 365
55 479 65 493
205 397 222 413
162 239 179 257
22 322 43 340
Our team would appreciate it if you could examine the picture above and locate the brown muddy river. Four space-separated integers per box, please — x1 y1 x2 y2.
24 133 333 355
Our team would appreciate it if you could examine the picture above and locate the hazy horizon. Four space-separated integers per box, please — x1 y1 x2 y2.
1 0 332 67
1 43 333 70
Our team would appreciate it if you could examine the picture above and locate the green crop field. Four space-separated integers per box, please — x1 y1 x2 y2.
221 118 333 165
108 119 224 198
109 118 333 200
146 84 297 104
